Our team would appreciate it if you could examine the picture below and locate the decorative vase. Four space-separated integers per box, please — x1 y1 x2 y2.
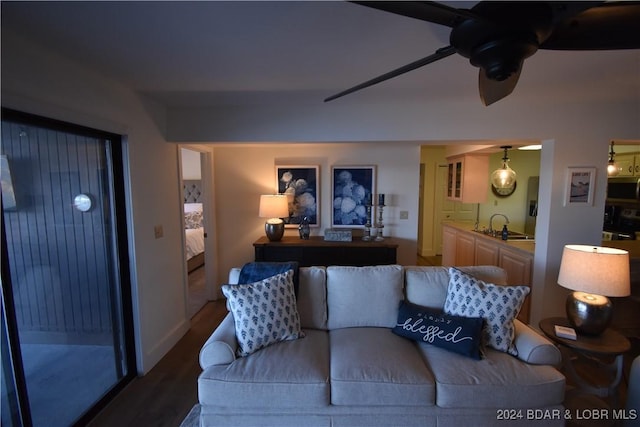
299 217 310 240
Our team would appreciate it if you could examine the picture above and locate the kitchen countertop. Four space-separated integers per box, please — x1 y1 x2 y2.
443 222 640 259
443 222 535 255
602 239 640 258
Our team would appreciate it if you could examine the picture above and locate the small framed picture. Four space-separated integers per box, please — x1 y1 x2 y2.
276 165 319 228
564 167 596 206
331 165 376 227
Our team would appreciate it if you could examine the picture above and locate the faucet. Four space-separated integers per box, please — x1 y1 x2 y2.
489 213 510 235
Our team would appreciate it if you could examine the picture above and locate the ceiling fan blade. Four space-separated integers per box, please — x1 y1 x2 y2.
324 46 456 102
478 64 522 106
541 2 640 50
351 1 482 28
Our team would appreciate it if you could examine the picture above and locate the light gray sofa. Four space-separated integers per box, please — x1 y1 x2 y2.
197 265 566 427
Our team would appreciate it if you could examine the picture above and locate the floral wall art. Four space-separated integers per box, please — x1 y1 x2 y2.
276 165 319 227
331 165 376 227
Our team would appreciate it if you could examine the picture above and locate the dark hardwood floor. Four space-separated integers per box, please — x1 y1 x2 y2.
87 300 227 427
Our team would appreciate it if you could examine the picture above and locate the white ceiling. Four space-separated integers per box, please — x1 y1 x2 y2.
2 1 639 109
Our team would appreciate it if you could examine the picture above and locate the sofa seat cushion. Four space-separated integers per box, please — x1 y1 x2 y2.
198 329 329 408
330 328 435 406
418 343 565 409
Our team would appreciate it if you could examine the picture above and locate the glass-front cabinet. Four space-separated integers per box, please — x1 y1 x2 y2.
446 154 489 203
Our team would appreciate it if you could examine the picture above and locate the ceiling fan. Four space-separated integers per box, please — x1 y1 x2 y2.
325 1 640 105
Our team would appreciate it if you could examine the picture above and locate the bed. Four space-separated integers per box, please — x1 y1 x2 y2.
184 203 205 273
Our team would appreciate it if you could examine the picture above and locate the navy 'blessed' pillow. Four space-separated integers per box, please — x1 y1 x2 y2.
393 300 484 360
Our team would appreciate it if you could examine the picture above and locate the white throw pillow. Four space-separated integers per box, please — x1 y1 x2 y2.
444 267 529 356
222 270 304 357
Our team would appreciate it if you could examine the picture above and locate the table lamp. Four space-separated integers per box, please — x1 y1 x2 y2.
557 244 630 335
259 194 289 241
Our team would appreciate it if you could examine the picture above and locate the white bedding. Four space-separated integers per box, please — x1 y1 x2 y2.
185 227 205 260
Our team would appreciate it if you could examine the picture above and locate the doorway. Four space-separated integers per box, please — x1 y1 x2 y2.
1 110 135 426
180 147 214 318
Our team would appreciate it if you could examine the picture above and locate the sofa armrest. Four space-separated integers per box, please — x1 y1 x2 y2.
199 312 237 369
513 319 561 366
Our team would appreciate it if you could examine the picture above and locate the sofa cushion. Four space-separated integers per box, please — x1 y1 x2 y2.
393 300 484 360
327 265 403 329
198 329 330 408
221 270 304 357
229 266 327 330
330 328 436 406
417 343 565 409
297 266 328 330
444 268 529 356
404 266 508 309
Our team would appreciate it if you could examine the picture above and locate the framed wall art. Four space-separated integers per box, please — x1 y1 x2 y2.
564 167 596 206
331 165 376 227
276 165 319 228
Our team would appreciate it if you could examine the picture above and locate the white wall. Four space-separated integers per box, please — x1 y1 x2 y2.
211 143 420 289
1 29 189 374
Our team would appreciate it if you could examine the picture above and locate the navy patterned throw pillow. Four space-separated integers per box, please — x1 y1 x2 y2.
393 300 484 360
444 268 529 356
222 269 304 357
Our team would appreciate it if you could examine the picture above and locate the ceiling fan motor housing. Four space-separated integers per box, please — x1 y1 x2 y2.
470 37 538 81
451 2 555 81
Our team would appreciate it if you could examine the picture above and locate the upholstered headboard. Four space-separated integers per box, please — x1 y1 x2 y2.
184 180 202 203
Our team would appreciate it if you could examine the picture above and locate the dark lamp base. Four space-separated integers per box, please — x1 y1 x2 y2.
265 221 285 242
566 292 613 336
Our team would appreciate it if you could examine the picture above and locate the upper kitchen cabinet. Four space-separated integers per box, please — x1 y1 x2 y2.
615 152 640 177
446 154 490 203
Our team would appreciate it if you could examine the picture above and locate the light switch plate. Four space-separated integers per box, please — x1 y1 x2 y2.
399 211 409 220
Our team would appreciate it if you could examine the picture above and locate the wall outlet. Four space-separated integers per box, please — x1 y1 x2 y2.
399 210 409 220
154 225 164 239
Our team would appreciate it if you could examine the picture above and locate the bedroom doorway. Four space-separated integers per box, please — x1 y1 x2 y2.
180 147 214 318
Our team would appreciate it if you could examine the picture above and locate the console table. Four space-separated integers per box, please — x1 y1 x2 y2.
253 236 398 267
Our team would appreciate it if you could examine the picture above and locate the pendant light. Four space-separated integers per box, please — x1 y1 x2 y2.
490 146 517 196
607 141 619 177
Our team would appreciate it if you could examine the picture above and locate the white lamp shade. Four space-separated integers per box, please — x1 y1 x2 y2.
557 244 630 297
259 194 289 219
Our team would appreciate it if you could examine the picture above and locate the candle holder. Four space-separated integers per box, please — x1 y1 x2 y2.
375 202 385 241
362 203 373 241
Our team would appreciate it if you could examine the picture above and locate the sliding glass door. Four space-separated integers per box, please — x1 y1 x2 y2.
0 109 135 426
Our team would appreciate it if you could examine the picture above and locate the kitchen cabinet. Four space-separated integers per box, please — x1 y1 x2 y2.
475 239 499 265
498 247 533 321
441 223 533 322
446 154 490 203
455 232 476 266
442 226 457 267
615 153 640 177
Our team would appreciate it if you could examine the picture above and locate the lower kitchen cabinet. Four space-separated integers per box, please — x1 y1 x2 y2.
475 239 499 265
441 224 533 322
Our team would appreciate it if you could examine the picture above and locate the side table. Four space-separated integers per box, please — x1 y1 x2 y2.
539 317 630 406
